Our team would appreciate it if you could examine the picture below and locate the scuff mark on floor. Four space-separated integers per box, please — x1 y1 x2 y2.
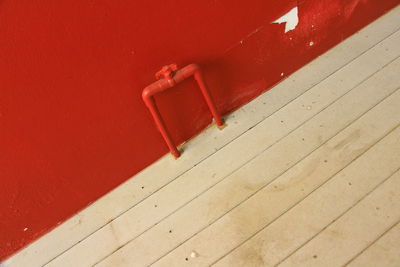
273 7 299 33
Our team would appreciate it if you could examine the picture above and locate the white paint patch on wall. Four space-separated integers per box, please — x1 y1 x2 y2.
273 7 299 33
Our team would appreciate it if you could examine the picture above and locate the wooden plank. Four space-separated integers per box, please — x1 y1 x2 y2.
97 55 400 266
149 83 400 267
279 172 400 267
214 129 400 267
46 25 400 267
52 30 400 267
5 6 400 267
346 222 400 267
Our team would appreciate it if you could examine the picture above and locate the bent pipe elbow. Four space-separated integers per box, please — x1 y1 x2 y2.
142 87 153 100
184 63 200 73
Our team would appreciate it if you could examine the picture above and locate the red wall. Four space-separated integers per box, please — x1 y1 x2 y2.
0 0 398 260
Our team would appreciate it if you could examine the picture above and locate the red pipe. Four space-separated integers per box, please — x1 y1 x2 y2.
142 63 225 158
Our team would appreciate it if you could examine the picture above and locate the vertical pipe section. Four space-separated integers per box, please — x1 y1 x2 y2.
193 65 224 127
142 95 181 158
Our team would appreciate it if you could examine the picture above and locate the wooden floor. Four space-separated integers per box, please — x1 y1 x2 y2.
4 6 400 267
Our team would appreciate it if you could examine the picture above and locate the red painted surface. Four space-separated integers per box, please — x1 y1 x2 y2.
0 0 398 261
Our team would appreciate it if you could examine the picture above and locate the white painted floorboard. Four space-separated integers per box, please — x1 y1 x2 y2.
4 5 400 267
346 221 400 267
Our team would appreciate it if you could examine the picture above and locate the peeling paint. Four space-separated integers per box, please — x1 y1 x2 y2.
1 0 398 261
273 7 299 33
